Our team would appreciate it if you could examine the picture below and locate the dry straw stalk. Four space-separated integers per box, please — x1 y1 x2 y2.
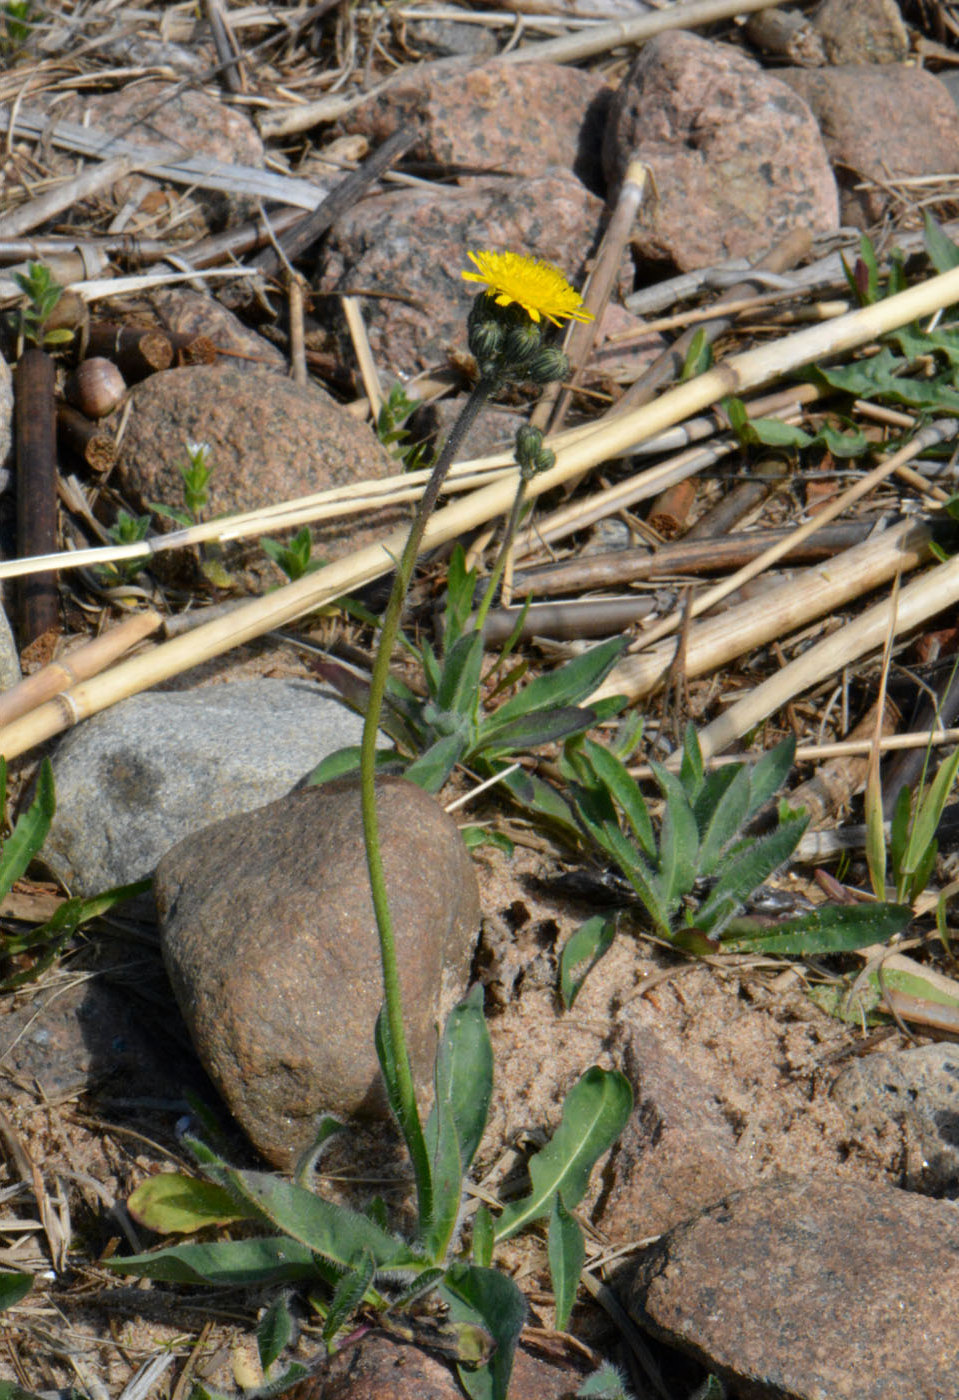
5 263 959 758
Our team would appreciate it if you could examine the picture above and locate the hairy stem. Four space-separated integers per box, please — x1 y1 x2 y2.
359 376 496 1231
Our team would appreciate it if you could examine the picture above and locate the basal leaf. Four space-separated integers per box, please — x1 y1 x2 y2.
694 765 751 878
0 1271 31 1312
322 1251 376 1346
745 736 796 817
0 758 54 905
548 1196 584 1332
437 631 485 715
924 211 959 274
494 1068 632 1241
258 1292 295 1371
484 638 626 731
404 732 468 792
560 917 617 1010
583 739 655 857
651 764 699 909
441 1263 526 1400
477 705 598 759
695 812 809 933
471 1206 494 1268
103 1236 321 1286
127 1172 251 1233
719 900 912 955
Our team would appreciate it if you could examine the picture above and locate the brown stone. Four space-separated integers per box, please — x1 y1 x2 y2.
778 64 959 227
148 287 287 371
339 58 609 189
155 777 481 1169
298 1332 590 1399
598 1027 751 1241
602 30 838 271
814 0 909 65
113 362 402 589
628 1176 959 1399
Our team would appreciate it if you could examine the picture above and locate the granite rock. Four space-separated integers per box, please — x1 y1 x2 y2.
41 680 372 896
628 1175 959 1399
155 776 481 1168
603 30 838 271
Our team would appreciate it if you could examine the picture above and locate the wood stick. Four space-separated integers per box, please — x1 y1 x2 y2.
56 402 117 474
513 520 879 596
496 0 782 65
693 549 959 759
590 519 933 705
0 611 162 728
478 594 658 645
86 321 174 379
0 158 132 239
684 457 790 540
14 348 59 646
647 477 698 538
5 262 959 755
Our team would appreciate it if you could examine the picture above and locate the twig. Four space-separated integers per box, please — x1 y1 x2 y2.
15 347 59 646
56 402 117 474
204 0 244 93
0 157 132 239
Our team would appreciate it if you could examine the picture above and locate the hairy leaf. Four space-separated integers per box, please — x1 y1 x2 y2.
548 1196 584 1332
560 917 617 1010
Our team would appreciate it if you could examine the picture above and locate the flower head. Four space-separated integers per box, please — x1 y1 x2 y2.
462 250 593 326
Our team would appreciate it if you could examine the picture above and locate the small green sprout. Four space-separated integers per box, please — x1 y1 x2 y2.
151 440 214 528
98 509 153 587
376 382 434 473
260 526 324 582
12 262 74 350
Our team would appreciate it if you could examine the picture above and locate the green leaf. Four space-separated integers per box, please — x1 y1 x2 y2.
471 1206 494 1268
305 746 401 786
719 900 912 955
745 736 796 817
694 765 751 879
322 1250 376 1347
404 732 468 792
680 328 712 380
694 811 809 933
476 705 598 759
424 986 492 1260
679 723 705 800
548 1196 584 1332
924 212 959 274
103 1235 322 1285
258 1293 295 1371
444 545 478 651
651 764 699 909
900 747 959 888
191 1151 423 1272
560 917 616 1010
576 1365 634 1399
500 767 582 843
484 638 626 731
460 826 514 855
126 1172 250 1233
437 631 485 715
0 1385 47 1400
582 739 655 857
0 758 54 905
495 1068 632 1240
441 1263 526 1400
0 1271 32 1311
889 783 913 879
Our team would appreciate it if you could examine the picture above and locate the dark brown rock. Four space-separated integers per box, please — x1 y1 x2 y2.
602 30 838 271
339 58 609 190
114 362 402 589
301 1332 589 1399
628 1176 959 1399
598 1027 751 1241
778 64 959 227
814 0 908 65
155 777 481 1169
318 170 607 376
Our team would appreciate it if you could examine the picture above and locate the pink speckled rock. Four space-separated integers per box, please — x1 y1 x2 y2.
603 30 839 271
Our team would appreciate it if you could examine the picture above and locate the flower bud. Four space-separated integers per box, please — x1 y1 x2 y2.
503 320 542 367
467 304 505 366
515 424 556 480
525 347 569 384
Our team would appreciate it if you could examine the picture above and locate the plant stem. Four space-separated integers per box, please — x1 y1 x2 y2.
359 376 496 1229
472 477 529 636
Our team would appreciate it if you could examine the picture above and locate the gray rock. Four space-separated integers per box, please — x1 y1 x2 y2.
627 1175 959 1400
598 1028 751 1241
41 680 372 895
832 1043 959 1196
155 776 481 1169
0 598 20 692
814 0 908 65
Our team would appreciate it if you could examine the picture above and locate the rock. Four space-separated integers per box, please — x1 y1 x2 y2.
603 30 839 271
627 1175 959 1400
339 58 609 190
0 597 20 692
113 362 403 588
0 351 11 480
307 1332 590 1400
318 169 608 376
598 1028 751 1241
155 776 481 1169
813 0 909 65
832 1043 959 1196
391 13 498 61
148 287 287 371
80 79 264 230
41 680 373 896
779 65 959 228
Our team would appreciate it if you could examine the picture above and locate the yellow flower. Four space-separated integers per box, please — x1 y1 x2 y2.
462 249 593 326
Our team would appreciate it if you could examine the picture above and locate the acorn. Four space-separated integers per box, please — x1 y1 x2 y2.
64 356 127 420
